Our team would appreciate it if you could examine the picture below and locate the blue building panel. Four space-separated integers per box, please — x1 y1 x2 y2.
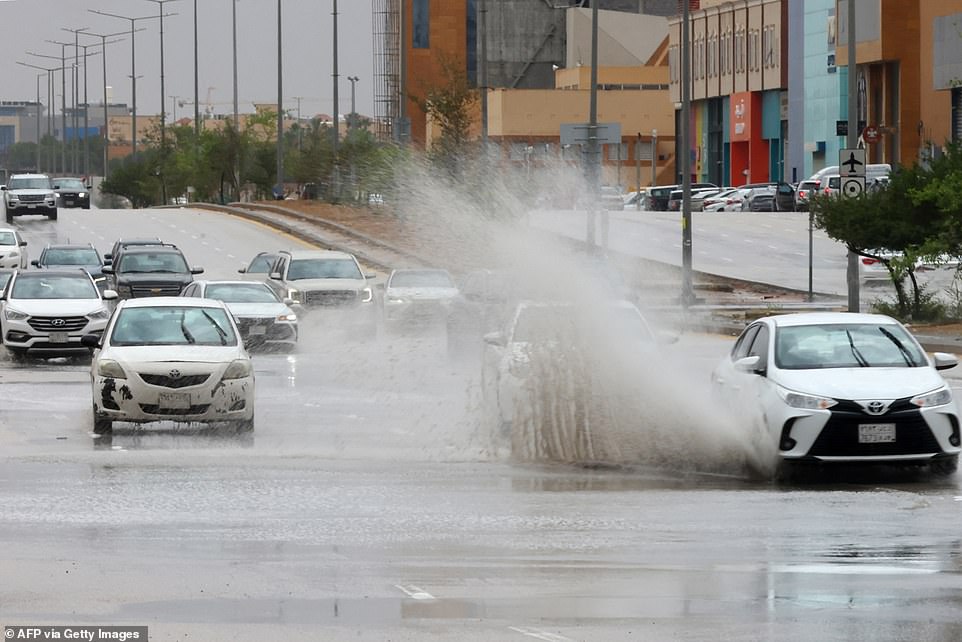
800 0 842 178
0 125 14 152
761 90 781 140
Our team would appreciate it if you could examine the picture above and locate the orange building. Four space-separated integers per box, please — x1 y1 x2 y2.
919 0 962 155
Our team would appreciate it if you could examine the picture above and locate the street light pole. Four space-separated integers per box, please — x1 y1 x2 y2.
81 30 132 182
845 0 859 312
32 45 69 175
276 0 283 197
347 76 358 130
586 0 600 249
61 28 89 174
680 0 694 306
651 128 657 189
18 61 67 173
143 0 179 206
332 0 340 199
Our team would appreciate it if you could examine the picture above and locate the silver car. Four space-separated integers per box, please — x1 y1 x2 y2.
181 280 298 352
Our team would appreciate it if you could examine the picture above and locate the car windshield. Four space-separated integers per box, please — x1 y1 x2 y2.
390 270 454 288
56 179 85 190
10 275 97 299
0 272 12 291
288 258 361 280
0 232 15 246
119 252 188 274
8 177 51 190
774 323 926 369
110 306 238 346
42 248 100 266
247 255 276 273
205 283 280 303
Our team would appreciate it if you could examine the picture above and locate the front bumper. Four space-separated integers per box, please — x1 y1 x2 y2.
58 193 90 208
3 318 106 354
383 300 450 324
6 199 56 215
94 372 254 424
234 316 297 349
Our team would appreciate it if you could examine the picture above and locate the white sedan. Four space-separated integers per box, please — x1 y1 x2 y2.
0 228 28 269
382 268 459 329
711 312 960 475
83 297 255 435
1 269 115 358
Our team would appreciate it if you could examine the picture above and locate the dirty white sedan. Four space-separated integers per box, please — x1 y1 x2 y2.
83 297 255 435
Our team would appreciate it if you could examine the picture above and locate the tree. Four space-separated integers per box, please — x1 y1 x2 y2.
414 55 478 177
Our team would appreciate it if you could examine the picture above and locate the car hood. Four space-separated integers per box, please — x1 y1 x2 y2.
774 367 948 399
385 286 458 300
5 299 105 316
7 188 52 196
226 302 292 317
104 345 245 365
116 273 193 283
289 278 367 290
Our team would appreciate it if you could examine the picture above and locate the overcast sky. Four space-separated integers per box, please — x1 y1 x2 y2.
1 0 375 121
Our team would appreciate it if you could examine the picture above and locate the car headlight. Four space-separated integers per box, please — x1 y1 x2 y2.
7 250 18 258
911 387 952 408
54 192 61 198
277 313 297 322
79 192 87 198
87 308 110 320
117 285 133 297
776 385 837 410
362 287 373 303
3 307 28 321
223 359 252 380
287 288 300 304
97 359 126 379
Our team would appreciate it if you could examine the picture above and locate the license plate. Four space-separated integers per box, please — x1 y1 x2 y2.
65 200 74 206
248 325 267 335
49 332 69 343
858 423 896 443
158 392 190 409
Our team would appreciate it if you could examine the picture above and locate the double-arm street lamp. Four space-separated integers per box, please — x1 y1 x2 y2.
61 27 90 176
347 76 359 130
142 0 180 205
80 29 135 182
16 61 66 173
27 46 70 174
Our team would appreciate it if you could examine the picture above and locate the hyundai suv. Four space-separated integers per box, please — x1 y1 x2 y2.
3 173 58 222
102 245 204 299
265 249 377 334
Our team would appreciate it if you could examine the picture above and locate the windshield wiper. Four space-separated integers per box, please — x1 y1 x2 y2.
200 310 229 345
180 316 196 344
845 329 870 367
877 326 915 366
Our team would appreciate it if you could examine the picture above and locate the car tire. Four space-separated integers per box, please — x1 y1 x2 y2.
5 210 12 224
6 347 27 361
232 417 254 433
92 409 112 435
48 209 58 221
931 456 958 476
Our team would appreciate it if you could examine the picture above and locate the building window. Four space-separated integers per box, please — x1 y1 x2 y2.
413 0 429 49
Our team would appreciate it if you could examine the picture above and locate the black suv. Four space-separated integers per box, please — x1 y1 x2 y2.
102 244 204 299
52 177 92 209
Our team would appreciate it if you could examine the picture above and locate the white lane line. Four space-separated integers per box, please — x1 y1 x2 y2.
214 247 223 252
394 584 435 600
794 252 806 257
168 224 177 229
743 239 754 244
767 245 778 250
721 257 734 262
508 626 573 641
227 253 236 259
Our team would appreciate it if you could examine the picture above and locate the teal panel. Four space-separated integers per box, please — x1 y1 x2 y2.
723 143 730 186
762 90 781 140
722 95 730 143
838 66 849 118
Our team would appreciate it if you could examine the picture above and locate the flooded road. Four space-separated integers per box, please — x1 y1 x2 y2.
2 208 962 640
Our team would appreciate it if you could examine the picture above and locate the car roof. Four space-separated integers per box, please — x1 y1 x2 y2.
117 296 229 309
42 243 97 250
120 245 183 254
763 312 901 328
14 267 91 278
9 173 49 179
283 250 355 260
195 280 270 288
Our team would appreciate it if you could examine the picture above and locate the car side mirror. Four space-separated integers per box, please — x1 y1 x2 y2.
237 267 247 274
53 184 60 190
19 241 27 247
102 289 118 300
190 266 205 275
932 352 958 371
86 185 92 190
80 334 101 349
30 260 39 267
101 266 114 274
103 253 112 261
0 185 6 191
269 271 282 280
734 355 763 374
365 273 376 279
483 331 506 347
282 297 295 306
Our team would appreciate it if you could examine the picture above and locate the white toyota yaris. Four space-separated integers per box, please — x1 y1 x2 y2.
83 297 255 435
712 312 961 475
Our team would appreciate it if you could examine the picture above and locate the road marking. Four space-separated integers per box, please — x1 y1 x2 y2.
721 257 734 262
508 626 573 641
743 239 754 244
227 253 235 259
395 584 435 600
767 245 778 250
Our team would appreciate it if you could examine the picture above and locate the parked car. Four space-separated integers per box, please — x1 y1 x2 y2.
382 268 459 331
102 244 203 299
52 177 92 209
703 188 748 212
83 297 255 435
736 181 795 211
3 173 57 223
794 180 821 211
711 312 961 476
0 268 116 358
647 185 677 211
181 280 298 352
666 184 719 211
31 243 107 290
690 188 723 211
742 186 778 211
0 227 28 269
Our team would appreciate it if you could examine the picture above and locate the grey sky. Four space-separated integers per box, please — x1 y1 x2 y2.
2 0 374 121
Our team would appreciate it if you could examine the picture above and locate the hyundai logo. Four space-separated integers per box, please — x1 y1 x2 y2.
50 318 66 327
168 369 182 379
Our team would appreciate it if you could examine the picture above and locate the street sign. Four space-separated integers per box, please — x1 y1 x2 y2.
842 176 865 198
863 126 880 143
839 148 866 177
560 122 622 146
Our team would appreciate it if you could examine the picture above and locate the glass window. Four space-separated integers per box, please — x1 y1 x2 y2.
287 258 361 280
389 270 454 288
119 252 188 274
774 324 925 370
732 324 760 359
413 0 429 49
8 176 52 190
43 248 101 266
205 283 280 303
0 231 15 246
247 254 277 274
11 275 97 300
110 306 238 346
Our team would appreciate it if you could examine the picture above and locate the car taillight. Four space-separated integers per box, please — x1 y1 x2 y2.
862 257 879 265
799 190 808 198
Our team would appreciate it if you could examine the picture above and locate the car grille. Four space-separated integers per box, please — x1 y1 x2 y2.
18 194 44 203
27 316 89 332
129 284 184 297
304 290 358 306
138 373 210 388
807 399 942 457
139 403 211 415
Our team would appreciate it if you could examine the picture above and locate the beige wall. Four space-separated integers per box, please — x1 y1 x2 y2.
555 65 669 90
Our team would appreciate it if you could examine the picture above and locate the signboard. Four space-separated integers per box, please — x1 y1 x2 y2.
835 120 867 137
839 148 866 177
841 176 865 198
863 126 880 143
560 122 622 146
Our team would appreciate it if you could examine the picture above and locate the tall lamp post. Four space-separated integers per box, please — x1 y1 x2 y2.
81 30 133 182
89 9 162 161
347 76 359 130
69 43 103 180
331 0 340 199
680 0 694 306
17 61 67 173
276 0 283 197
142 0 180 205
27 47 70 175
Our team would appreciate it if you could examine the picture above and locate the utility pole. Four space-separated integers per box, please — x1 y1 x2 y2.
293 96 303 150
479 0 488 145
61 28 89 175
846 0 860 312
332 0 340 199
76 45 103 180
143 0 179 205
635 132 641 209
231 0 238 129
276 0 283 197
18 61 67 173
196 0 201 138
680 0 694 307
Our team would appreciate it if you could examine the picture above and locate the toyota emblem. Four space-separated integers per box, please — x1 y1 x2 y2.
168 369 182 379
866 401 886 415
50 318 66 327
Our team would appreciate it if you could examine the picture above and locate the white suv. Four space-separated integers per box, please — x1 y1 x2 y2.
3 173 58 223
